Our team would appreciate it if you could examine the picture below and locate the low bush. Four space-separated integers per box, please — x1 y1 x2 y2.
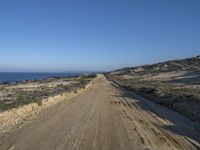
36 100 43 106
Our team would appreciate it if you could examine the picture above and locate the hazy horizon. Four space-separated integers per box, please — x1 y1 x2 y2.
0 54 199 73
0 0 200 72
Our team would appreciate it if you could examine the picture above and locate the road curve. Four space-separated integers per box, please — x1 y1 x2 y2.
0 74 200 150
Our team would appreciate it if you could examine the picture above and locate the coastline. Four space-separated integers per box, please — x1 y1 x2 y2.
0 72 84 84
0 75 94 134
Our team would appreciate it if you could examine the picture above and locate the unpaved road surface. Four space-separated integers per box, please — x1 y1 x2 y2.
0 75 200 150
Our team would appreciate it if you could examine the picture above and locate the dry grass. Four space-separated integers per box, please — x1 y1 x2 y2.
106 71 200 123
0 75 95 112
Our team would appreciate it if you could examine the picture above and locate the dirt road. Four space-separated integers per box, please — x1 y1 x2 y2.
1 75 200 150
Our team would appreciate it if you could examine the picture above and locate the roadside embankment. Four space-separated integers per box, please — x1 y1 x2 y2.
105 72 200 123
0 75 95 133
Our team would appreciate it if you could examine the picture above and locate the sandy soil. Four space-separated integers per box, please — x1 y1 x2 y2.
0 75 199 150
0 81 92 134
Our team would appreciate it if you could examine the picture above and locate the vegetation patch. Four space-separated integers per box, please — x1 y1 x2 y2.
0 74 95 112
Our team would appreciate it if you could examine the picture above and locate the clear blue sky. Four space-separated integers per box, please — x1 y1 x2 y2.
0 0 200 72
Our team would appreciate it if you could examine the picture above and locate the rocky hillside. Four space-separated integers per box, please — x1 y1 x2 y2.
110 55 200 75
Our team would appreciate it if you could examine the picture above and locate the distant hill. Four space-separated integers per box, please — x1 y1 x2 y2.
109 55 200 75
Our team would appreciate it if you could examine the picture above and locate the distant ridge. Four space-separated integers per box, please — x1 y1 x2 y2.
110 55 200 75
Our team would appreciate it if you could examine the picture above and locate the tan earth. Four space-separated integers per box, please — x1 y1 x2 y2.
0 75 200 150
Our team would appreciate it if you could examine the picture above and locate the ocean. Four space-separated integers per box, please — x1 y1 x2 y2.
0 72 82 84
